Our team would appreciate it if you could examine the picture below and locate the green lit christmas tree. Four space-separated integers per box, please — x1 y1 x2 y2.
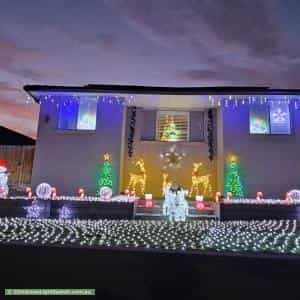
97 153 113 195
161 117 180 141
224 156 244 198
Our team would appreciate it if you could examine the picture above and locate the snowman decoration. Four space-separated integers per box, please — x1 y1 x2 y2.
0 160 11 198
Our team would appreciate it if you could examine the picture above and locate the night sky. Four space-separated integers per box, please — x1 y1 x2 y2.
1 0 300 138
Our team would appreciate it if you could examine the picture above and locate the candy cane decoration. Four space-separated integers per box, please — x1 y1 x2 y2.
226 192 232 200
215 192 221 203
25 187 32 199
256 192 263 201
78 188 85 200
51 187 57 200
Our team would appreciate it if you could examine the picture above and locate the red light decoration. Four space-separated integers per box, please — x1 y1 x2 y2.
144 193 153 208
0 160 7 168
195 201 205 210
145 199 153 208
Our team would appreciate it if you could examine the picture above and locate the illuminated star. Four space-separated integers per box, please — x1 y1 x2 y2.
160 145 186 169
103 153 111 161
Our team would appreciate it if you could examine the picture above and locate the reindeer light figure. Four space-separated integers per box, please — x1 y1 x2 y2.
127 158 147 196
162 172 172 196
189 162 212 197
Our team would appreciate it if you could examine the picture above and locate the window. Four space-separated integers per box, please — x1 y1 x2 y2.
249 102 291 135
249 105 270 134
156 111 189 142
270 102 291 134
58 100 97 130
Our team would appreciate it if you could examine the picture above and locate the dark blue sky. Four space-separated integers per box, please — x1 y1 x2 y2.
0 0 300 137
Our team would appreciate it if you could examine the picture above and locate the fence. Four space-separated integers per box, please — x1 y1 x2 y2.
0 146 35 185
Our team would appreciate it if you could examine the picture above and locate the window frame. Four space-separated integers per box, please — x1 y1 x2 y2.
57 100 98 132
155 110 190 142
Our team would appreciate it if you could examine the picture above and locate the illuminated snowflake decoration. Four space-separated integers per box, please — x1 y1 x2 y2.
58 205 72 219
272 108 287 123
160 145 187 169
24 200 44 218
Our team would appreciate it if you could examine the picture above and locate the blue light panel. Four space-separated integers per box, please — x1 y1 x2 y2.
270 102 291 135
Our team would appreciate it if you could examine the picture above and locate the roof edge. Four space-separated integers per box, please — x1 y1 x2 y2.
24 84 300 104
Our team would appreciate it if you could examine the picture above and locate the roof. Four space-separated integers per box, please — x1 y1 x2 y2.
24 84 300 104
0 126 35 145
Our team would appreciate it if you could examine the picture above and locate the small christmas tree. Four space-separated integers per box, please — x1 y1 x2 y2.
224 156 244 198
161 117 180 141
97 153 113 195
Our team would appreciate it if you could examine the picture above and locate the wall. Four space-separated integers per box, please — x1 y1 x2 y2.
31 101 124 194
122 108 218 199
222 105 300 198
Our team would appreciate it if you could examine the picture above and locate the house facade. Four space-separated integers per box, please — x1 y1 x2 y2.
24 85 300 199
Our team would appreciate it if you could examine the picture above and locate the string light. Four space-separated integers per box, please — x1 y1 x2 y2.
224 155 244 198
8 195 135 202
218 96 300 108
160 145 187 169
23 201 44 218
27 92 300 109
35 94 129 107
0 218 300 255
97 153 113 195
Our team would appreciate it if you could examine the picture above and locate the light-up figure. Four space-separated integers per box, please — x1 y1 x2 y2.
24 200 44 218
224 156 244 198
189 162 212 197
163 182 189 221
162 173 171 196
0 160 10 198
127 158 147 196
